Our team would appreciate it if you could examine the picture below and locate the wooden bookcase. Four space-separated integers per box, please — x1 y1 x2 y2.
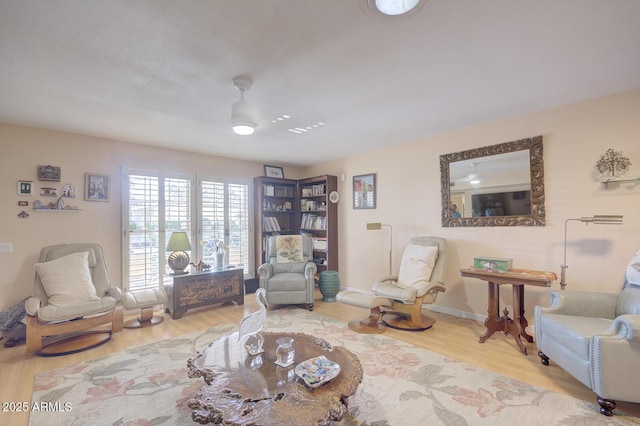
253 176 299 273
299 175 338 275
253 175 338 277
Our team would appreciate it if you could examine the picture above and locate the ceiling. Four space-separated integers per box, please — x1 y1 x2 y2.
1 1 639 167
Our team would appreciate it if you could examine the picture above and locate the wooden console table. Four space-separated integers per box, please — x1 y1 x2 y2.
460 267 557 355
165 268 244 319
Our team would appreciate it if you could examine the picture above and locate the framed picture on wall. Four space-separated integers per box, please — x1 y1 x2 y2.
18 180 33 195
85 173 110 202
264 165 284 179
353 173 376 209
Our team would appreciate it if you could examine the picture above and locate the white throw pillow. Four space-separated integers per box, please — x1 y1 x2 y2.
35 251 99 306
397 244 438 289
626 249 640 285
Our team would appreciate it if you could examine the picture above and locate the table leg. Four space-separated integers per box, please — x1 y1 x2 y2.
479 281 505 343
517 284 533 343
511 284 528 355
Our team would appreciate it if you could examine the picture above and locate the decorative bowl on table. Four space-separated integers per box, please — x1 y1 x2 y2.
294 355 341 388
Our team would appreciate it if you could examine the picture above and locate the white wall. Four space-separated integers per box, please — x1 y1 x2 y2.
0 124 302 311
303 88 640 319
2 89 639 320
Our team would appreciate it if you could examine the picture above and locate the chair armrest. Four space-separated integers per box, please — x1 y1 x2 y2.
257 263 273 280
372 275 399 293
608 314 640 343
305 262 317 279
25 297 41 316
537 290 618 319
105 286 122 302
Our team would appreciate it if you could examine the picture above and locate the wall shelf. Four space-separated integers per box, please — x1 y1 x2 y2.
600 177 640 189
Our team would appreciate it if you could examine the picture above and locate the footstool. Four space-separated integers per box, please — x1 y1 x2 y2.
336 290 391 334
122 288 167 328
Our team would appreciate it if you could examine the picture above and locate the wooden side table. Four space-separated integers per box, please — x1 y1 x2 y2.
165 268 244 319
460 267 557 355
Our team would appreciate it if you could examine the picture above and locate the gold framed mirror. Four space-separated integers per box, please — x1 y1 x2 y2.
440 135 545 227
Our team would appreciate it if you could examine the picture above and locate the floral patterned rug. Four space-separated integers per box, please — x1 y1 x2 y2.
30 309 638 425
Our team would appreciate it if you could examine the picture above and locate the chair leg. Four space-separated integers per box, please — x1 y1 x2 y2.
308 303 314 311
538 351 550 366
597 396 616 416
348 306 387 334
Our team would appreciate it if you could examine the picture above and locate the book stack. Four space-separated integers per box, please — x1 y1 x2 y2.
301 213 326 230
263 216 281 232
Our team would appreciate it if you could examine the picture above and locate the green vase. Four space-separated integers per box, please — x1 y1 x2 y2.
318 271 340 302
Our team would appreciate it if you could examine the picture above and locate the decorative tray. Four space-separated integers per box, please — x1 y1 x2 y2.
294 355 341 388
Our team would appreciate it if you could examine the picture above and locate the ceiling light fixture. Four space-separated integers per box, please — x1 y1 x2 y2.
231 76 257 136
364 0 427 17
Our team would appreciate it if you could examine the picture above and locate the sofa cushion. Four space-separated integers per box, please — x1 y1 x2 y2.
35 251 99 306
397 244 438 289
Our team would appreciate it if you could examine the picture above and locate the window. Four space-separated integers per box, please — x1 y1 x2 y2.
124 170 251 292
199 178 251 273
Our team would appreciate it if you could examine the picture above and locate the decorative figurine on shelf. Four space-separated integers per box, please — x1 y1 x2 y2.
189 260 211 272
596 149 631 177
238 288 268 355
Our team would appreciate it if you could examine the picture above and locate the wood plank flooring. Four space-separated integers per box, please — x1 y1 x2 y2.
2 290 639 425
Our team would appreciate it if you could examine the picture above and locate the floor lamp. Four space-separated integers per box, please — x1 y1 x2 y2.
560 215 623 290
366 222 393 274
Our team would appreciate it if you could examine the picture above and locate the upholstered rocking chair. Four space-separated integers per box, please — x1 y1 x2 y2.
25 243 123 355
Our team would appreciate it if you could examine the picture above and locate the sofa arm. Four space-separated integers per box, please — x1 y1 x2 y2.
25 297 41 316
537 290 618 319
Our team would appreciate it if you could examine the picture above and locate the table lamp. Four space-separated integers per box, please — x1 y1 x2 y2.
366 222 393 274
560 215 623 290
166 231 192 275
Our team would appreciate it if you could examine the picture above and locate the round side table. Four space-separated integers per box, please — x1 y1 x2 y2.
318 270 340 302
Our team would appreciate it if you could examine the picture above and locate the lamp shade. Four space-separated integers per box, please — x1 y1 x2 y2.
232 98 257 135
166 231 191 252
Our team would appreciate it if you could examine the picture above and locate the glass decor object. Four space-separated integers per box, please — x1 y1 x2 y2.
275 336 295 367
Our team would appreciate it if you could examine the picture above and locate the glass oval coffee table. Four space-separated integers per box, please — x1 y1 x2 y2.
187 331 362 425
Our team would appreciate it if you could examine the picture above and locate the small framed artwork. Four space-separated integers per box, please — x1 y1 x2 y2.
264 165 284 179
353 173 376 209
18 180 33 195
85 173 110 202
37 165 61 181
18 201 28 207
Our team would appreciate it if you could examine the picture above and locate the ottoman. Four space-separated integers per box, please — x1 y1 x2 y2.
122 288 167 328
336 290 391 334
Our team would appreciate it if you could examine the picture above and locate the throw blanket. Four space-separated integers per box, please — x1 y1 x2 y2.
0 298 27 331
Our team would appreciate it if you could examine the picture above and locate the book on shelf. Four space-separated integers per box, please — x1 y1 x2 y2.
263 184 275 197
263 216 281 232
301 213 326 230
301 184 326 197
312 237 327 250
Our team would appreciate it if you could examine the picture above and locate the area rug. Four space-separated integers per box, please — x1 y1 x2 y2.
30 309 639 426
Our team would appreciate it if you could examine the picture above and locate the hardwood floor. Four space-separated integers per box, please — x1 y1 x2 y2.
2 290 639 425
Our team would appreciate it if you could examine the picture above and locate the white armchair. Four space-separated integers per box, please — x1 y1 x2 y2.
338 236 447 333
25 243 123 354
534 249 640 416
